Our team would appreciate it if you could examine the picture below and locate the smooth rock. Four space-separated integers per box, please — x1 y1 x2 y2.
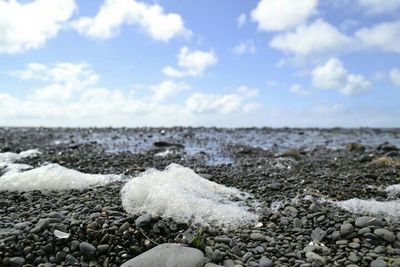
30 218 49 233
250 233 266 241
374 229 396 243
9 257 25 267
341 223 354 237
355 217 384 228
135 213 153 228
370 259 388 267
120 243 205 267
79 242 96 260
311 228 326 242
259 257 273 267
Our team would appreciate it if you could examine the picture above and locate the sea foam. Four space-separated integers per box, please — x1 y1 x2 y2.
0 149 121 191
335 198 400 219
121 163 258 228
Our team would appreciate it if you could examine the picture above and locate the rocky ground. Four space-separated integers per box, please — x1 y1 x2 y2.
1 127 400 267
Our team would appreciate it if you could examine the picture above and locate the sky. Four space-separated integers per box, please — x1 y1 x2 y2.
0 0 399 127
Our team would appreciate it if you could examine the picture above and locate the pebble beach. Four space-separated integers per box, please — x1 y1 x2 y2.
1 127 400 267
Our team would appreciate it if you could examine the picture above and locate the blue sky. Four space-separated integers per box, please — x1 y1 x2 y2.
0 0 399 127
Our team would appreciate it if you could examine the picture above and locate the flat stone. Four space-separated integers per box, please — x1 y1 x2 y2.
9 257 25 267
259 257 273 267
370 259 388 267
311 228 326 242
250 233 266 241
120 243 205 267
355 217 384 228
374 229 396 243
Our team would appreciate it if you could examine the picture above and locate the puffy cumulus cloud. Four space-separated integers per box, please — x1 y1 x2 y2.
150 80 189 102
312 58 371 95
0 0 76 54
11 62 99 100
357 0 400 14
1 63 260 127
71 0 190 42
163 47 218 78
251 0 318 31
232 40 256 55
390 69 400 86
185 86 260 114
355 20 400 53
290 84 311 96
270 19 353 57
237 13 246 28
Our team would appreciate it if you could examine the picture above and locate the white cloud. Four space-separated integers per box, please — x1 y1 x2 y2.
163 47 218 77
390 69 400 86
290 84 311 95
357 0 400 14
150 80 189 102
270 19 353 57
251 0 318 31
185 86 259 114
355 20 400 53
2 63 261 126
0 0 76 54
237 13 246 28
71 0 190 42
233 40 256 55
312 58 371 95
11 62 99 100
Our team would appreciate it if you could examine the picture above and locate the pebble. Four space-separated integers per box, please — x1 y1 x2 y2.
30 218 49 233
250 233 266 241
135 213 153 228
311 228 326 241
212 249 223 263
341 223 354 237
9 257 25 267
355 217 384 228
374 229 396 243
120 243 205 267
79 242 97 260
370 259 388 267
259 257 273 267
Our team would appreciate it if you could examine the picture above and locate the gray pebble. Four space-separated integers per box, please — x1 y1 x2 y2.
341 223 354 237
370 259 388 267
79 242 96 260
374 229 396 243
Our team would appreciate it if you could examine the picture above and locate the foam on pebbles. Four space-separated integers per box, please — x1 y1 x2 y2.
335 198 400 219
121 163 259 228
0 163 121 191
0 149 121 191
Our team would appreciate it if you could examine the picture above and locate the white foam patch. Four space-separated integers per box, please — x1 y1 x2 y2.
385 184 400 195
121 163 258 228
0 149 41 163
335 198 400 219
0 163 121 191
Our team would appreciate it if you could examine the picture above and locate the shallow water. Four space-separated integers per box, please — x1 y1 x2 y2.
68 128 400 165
